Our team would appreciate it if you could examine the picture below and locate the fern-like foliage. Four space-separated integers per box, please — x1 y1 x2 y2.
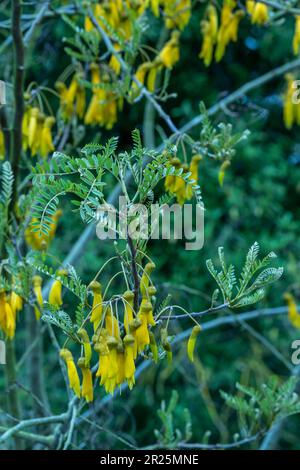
31 131 203 238
206 242 283 307
0 161 14 250
221 377 300 437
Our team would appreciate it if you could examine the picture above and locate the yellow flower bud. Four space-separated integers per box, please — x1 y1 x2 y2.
187 325 202 362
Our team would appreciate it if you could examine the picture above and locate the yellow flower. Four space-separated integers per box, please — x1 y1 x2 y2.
40 116 55 158
199 5 219 67
78 328 92 367
32 275 43 320
218 159 231 187
185 154 202 200
130 62 151 100
248 1 269 25
0 128 5 160
78 357 93 402
151 0 160 17
135 304 150 353
28 107 39 149
10 291 23 317
187 325 201 362
89 280 103 332
215 2 244 63
165 157 181 193
283 74 297 130
105 305 120 340
284 293 300 329
116 342 125 386
123 290 134 334
293 16 300 55
49 269 67 308
159 31 180 69
105 336 119 394
0 292 16 339
124 334 136 389
109 44 122 75
140 262 156 298
60 349 81 398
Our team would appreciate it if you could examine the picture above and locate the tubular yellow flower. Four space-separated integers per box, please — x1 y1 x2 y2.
49 269 67 308
106 336 119 394
32 275 43 320
293 17 300 55
141 300 156 327
284 293 300 329
40 116 55 158
215 2 244 63
124 334 136 389
60 349 81 398
123 290 134 334
78 328 92 367
283 74 296 130
28 107 39 149
78 357 93 403
199 5 219 67
159 31 180 69
250 2 269 25
165 157 181 193
129 317 142 359
0 292 16 339
10 291 23 317
140 262 156 298
89 280 103 331
187 325 202 362
218 160 231 187
185 154 202 200
151 0 160 17
136 304 150 353
105 305 120 339
130 62 151 100
95 341 109 383
116 342 125 386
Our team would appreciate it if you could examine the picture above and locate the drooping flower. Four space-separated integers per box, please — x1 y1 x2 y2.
199 4 219 67
89 280 103 332
284 293 300 329
140 262 156 298
60 349 81 398
283 73 299 129
32 275 43 320
78 328 92 367
215 1 244 63
0 292 16 339
293 17 300 55
135 303 151 353
10 291 23 317
247 1 269 25
187 325 202 362
185 154 202 200
49 269 67 308
124 334 136 389
123 290 134 334
159 31 180 69
78 357 93 402
40 117 55 158
218 159 231 187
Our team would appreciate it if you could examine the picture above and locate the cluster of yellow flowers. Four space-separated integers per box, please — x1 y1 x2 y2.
151 0 191 30
25 210 62 251
199 1 244 67
0 268 67 339
246 1 269 25
131 30 180 98
284 292 300 329
84 63 121 129
22 104 55 158
283 74 300 130
57 262 158 400
55 74 86 122
165 154 202 205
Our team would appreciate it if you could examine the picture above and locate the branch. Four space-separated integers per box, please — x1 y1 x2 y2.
10 0 25 208
23 1 50 46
